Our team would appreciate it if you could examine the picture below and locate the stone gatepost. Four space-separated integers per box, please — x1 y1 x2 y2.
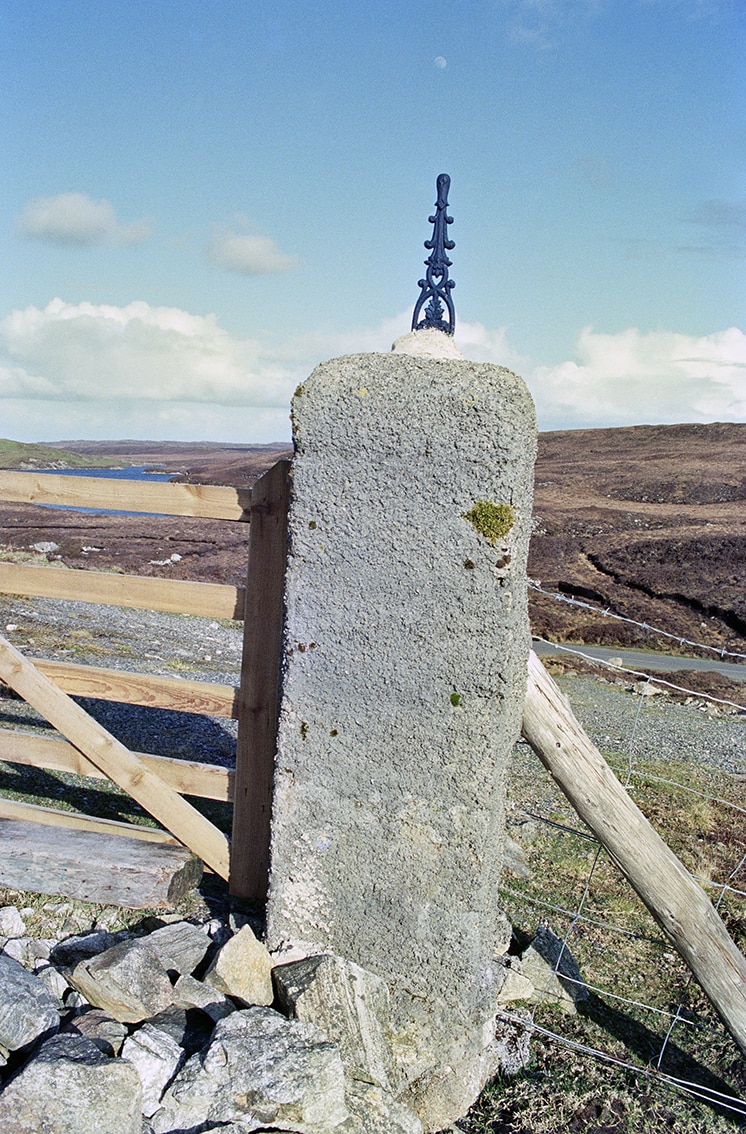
265 327 536 1128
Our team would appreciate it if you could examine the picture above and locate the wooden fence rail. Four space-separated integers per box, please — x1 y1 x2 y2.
2 460 744 1068
0 462 287 895
0 471 251 521
0 562 244 620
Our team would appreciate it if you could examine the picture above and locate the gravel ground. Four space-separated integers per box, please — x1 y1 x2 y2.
545 671 745 777
0 595 243 768
2 594 743 784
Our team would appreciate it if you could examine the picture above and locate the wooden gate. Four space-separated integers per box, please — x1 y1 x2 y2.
0 461 289 896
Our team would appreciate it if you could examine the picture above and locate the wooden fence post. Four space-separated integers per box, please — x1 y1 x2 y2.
229 459 291 901
522 649 746 1057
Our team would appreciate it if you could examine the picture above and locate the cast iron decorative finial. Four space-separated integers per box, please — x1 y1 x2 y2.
411 173 456 335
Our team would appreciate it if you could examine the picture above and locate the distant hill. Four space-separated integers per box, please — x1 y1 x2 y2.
528 422 745 656
0 439 115 470
1 425 743 658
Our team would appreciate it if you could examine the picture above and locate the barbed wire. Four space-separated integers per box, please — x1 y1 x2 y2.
495 1009 746 1119
531 634 746 711
502 601 746 1122
528 580 746 661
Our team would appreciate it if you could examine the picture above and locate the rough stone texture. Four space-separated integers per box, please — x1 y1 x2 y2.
50 929 117 967
147 919 211 975
0 905 26 937
35 962 72 1003
520 926 589 1014
67 938 174 1023
273 953 399 1093
64 1008 128 1056
0 1032 142 1134
390 326 464 359
495 960 535 1005
0 953 59 1053
342 1077 424 1133
121 1022 185 1116
204 923 274 1006
0 819 202 909
265 341 536 1126
0 913 428 1133
151 1006 349 1133
173 973 236 1021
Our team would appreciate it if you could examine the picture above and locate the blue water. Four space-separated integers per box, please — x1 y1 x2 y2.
36 465 172 482
33 465 173 515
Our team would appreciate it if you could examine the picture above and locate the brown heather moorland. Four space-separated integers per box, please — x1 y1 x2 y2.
1 423 744 659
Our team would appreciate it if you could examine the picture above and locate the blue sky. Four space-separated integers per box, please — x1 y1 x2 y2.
1 0 743 442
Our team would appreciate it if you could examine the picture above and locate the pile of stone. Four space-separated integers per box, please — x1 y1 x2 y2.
0 901 586 1133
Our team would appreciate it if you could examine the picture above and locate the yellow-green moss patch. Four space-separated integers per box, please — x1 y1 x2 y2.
462 500 514 545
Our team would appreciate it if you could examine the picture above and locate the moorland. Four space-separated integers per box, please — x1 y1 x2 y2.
1 422 744 661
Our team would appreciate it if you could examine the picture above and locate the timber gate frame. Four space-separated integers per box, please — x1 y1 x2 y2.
0 461 289 895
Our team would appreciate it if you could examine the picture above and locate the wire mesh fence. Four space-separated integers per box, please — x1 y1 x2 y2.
496 593 745 1124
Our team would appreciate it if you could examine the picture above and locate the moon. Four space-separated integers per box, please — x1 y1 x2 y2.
434 56 447 69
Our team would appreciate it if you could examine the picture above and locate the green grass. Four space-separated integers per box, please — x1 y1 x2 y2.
473 702 746 1133
0 644 743 1130
0 438 115 469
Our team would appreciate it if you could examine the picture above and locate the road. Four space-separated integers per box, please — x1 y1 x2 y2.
532 639 746 683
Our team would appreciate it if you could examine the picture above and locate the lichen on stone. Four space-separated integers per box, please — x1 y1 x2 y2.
462 500 515 545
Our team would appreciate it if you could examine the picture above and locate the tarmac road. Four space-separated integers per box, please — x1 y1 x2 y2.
533 639 746 683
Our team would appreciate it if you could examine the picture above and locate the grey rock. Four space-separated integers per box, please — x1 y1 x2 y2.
0 906 26 937
274 954 399 1093
520 926 588 1014
64 1008 129 1056
503 835 532 880
173 973 236 1021
1 936 36 966
50 929 118 967
152 1006 349 1133
0 1032 142 1134
146 1005 215 1056
203 923 274 1006
121 1022 185 1117
341 1077 423 1133
147 919 211 976
495 960 534 1005
63 988 91 1011
29 938 57 966
0 953 59 1053
35 962 72 1003
67 938 174 1023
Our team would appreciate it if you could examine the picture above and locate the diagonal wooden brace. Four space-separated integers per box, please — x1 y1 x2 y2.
522 649 746 1057
0 636 230 879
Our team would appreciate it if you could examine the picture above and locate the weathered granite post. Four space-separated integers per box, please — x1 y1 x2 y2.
265 327 536 1126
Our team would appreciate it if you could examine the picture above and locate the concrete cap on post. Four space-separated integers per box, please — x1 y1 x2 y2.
265 328 537 1128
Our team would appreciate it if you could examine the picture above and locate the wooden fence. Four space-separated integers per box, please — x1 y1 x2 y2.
0 462 289 898
0 462 744 1054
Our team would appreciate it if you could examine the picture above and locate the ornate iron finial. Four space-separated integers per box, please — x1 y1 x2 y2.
411 173 456 335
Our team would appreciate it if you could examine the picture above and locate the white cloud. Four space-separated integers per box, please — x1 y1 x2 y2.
499 0 603 49
527 326 746 429
16 193 151 247
0 298 305 441
1 297 742 442
206 225 297 275
454 320 533 374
